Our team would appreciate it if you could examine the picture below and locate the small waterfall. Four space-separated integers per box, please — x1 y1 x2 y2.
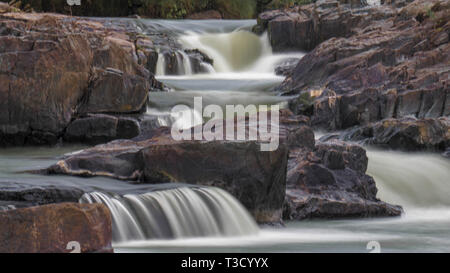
156 50 199 76
367 150 450 209
179 30 268 72
178 51 193 75
156 52 166 76
80 187 259 243
175 51 185 75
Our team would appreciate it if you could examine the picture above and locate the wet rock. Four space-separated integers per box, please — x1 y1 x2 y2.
322 117 450 151
64 114 141 144
0 203 112 253
268 0 450 132
0 12 159 146
185 49 215 73
0 185 85 209
284 140 403 220
78 68 149 115
256 0 395 52
41 114 299 224
275 58 301 76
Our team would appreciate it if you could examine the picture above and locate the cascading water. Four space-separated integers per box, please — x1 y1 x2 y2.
80 187 259 243
367 150 450 209
145 19 303 130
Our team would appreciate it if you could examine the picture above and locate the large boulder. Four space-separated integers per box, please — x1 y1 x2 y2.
256 0 395 52
284 140 403 220
42 115 295 224
268 0 449 132
0 12 155 146
0 203 112 253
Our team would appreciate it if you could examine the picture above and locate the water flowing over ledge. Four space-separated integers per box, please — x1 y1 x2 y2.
80 187 260 243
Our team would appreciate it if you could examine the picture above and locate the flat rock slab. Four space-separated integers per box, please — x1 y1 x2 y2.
0 203 112 253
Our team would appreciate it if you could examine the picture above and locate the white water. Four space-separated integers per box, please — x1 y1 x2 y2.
111 150 450 253
154 22 305 76
368 149 450 209
149 20 303 131
80 187 259 243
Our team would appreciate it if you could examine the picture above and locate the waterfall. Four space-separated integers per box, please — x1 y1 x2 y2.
367 150 450 209
156 52 166 76
178 51 193 75
80 187 259 243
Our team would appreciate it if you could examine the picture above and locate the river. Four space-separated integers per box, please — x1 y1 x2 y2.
1 18 449 253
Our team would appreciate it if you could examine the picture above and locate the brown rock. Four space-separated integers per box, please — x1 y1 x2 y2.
41 114 307 224
284 140 403 220
270 0 449 131
0 12 156 146
0 203 112 253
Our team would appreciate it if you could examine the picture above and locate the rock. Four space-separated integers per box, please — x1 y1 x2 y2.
64 114 141 144
0 185 85 209
185 49 215 73
41 113 303 224
322 117 450 151
268 0 449 132
40 111 400 223
256 1 395 52
284 140 403 220
0 12 161 146
275 58 301 76
0 203 112 253
78 68 149 115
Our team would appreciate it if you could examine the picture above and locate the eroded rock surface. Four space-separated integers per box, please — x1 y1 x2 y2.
257 0 449 153
285 140 403 220
0 11 160 146
322 117 450 151
0 203 112 253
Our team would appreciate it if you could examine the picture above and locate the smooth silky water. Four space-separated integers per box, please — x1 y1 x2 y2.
1 17 449 253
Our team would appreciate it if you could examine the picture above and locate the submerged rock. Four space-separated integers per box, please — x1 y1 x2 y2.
0 203 112 253
284 140 403 220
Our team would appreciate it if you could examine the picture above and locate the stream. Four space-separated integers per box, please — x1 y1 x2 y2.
1 18 449 253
